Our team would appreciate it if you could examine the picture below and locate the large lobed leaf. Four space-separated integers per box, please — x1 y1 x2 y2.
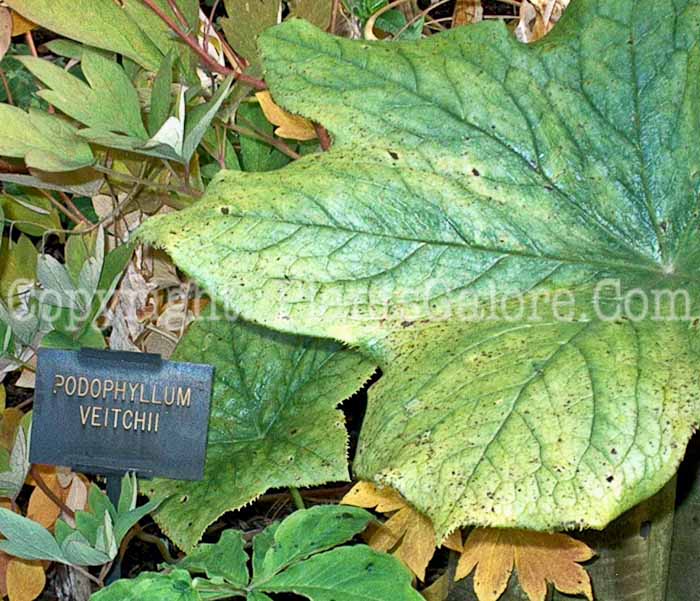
139 0 700 538
144 309 375 551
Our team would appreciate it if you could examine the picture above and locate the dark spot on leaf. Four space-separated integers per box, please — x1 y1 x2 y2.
221 207 230 215
472 168 480 176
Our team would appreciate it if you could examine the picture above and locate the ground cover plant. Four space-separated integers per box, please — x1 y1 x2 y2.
0 0 697 600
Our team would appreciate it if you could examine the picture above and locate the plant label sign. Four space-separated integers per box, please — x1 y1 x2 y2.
30 348 214 480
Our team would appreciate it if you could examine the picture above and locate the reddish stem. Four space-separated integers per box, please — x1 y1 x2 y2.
314 124 332 151
30 465 76 521
140 0 267 90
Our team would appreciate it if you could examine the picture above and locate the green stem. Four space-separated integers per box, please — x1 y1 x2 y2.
289 487 306 510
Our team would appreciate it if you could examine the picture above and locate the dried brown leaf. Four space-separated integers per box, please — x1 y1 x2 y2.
452 0 482 27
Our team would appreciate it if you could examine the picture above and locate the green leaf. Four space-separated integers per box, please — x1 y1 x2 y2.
0 507 65 562
288 0 332 29
7 0 162 70
182 76 234 162
90 569 200 601
0 191 61 236
221 0 279 63
61 530 112 566
118 473 138 515
0 105 94 171
237 102 290 172
144 308 375 551
252 505 374 582
0 234 37 305
113 497 161 544
179 530 249 586
256 545 422 601
65 230 99 287
139 3 700 539
18 49 148 138
0 424 30 500
148 51 174 137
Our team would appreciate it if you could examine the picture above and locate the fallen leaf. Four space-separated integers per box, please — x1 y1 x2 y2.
256 91 317 141
456 528 594 601
27 471 62 529
9 10 36 37
6 559 45 601
0 8 11 63
452 0 482 27
342 481 458 581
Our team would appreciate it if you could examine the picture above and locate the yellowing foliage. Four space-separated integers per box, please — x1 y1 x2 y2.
342 481 462 581
456 528 594 601
255 91 317 141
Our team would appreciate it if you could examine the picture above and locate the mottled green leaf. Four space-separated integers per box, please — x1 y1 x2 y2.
90 569 200 601
139 1 700 538
144 309 374 551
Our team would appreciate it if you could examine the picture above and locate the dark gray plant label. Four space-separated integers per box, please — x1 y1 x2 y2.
30 348 214 480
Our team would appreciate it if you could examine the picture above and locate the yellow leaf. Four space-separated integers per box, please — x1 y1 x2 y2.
342 481 451 582
27 472 61 530
341 480 405 513
6 559 45 601
255 91 317 141
456 528 594 601
10 11 37 37
0 385 5 412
